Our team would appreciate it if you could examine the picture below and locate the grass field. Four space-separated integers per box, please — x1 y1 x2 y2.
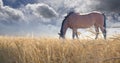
0 35 120 63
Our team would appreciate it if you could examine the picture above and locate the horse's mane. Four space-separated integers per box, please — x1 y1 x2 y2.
62 11 74 26
64 12 74 20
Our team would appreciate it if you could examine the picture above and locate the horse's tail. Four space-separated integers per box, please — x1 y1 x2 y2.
102 13 107 39
103 13 106 29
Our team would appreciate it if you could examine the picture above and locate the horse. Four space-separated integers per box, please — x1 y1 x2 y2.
58 11 107 39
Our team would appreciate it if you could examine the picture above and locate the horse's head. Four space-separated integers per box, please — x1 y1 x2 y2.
58 33 65 39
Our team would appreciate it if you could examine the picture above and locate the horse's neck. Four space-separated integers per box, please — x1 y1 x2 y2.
60 23 68 35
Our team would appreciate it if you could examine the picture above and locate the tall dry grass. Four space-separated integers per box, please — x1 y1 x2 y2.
0 36 120 63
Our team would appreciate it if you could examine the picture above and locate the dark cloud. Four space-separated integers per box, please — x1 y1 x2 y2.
36 4 58 18
95 0 120 12
25 3 58 18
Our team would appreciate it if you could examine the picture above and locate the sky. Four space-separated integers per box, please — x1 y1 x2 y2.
0 0 120 38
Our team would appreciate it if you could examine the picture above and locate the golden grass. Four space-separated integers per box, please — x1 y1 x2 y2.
0 36 120 63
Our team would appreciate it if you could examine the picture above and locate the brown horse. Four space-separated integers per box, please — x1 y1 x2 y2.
58 11 106 39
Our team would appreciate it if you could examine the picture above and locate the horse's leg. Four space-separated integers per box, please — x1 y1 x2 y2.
75 30 79 39
100 26 106 39
95 26 99 39
76 33 79 39
72 29 76 39
72 29 79 39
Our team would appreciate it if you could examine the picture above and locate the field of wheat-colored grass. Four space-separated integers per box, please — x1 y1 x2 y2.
0 35 120 63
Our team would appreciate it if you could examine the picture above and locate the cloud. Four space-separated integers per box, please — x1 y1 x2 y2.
63 0 120 12
1 6 24 21
0 0 3 8
25 3 58 18
93 0 120 12
0 1 58 24
0 0 24 23
0 0 59 36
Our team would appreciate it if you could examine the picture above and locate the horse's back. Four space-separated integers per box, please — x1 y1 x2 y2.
67 12 104 28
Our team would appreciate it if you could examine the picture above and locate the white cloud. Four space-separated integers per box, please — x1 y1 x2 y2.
0 0 3 8
0 0 24 22
1 6 24 21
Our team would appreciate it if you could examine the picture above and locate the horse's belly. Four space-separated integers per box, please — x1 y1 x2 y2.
69 23 93 29
77 24 93 28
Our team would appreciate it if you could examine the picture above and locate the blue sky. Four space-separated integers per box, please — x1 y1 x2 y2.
0 0 120 37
